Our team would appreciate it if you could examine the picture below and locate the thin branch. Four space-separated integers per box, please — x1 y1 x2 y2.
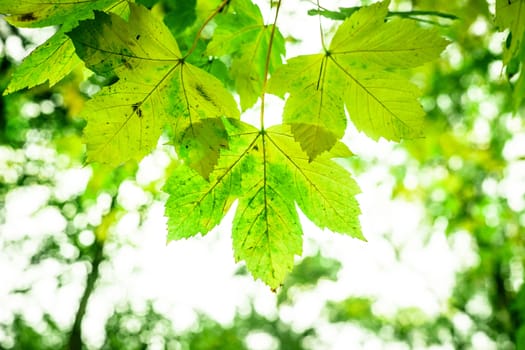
67 240 104 350
184 0 230 59
389 10 458 20
316 0 326 51
307 7 458 22
259 0 283 130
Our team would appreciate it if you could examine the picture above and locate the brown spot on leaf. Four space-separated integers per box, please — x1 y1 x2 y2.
195 84 218 108
18 13 36 21
132 103 142 118
195 84 210 101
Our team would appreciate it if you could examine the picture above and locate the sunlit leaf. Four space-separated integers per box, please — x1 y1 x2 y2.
174 118 229 179
4 30 81 94
67 3 239 165
207 0 285 110
165 119 362 288
0 0 117 27
269 54 347 160
1 0 130 94
269 0 448 158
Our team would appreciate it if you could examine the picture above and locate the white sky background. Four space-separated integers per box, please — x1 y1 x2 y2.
0 0 514 349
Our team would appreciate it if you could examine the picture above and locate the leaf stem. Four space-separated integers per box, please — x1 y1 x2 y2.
316 0 327 51
259 0 283 130
389 10 458 20
307 7 458 21
184 0 230 59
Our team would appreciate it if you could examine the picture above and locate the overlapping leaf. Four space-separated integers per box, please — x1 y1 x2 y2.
269 0 448 159
269 54 347 160
0 0 130 93
207 0 285 110
67 3 239 167
0 0 117 27
4 29 81 94
1 0 451 290
165 119 362 289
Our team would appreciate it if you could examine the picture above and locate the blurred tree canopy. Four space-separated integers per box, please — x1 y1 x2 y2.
0 0 524 349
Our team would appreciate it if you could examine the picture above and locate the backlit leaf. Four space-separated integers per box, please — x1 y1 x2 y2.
174 118 229 179
207 0 285 110
1 0 129 94
0 0 118 27
165 120 362 289
4 29 81 94
269 54 347 160
67 3 239 165
269 0 448 158
330 1 447 68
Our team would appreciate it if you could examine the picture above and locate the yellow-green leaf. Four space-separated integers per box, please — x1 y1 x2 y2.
67 3 239 165
330 0 447 68
337 64 426 141
0 0 117 27
174 118 229 179
2 0 128 94
165 120 362 289
4 30 81 94
268 125 362 238
269 0 448 157
207 0 285 110
269 54 347 160
164 119 254 240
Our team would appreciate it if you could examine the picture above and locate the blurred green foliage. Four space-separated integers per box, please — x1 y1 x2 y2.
0 0 524 349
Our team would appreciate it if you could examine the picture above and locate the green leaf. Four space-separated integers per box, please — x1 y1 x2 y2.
164 120 362 289
164 120 255 240
67 3 239 166
163 0 197 35
174 118 229 179
207 0 285 110
495 0 525 65
268 54 347 160
4 30 81 94
2 0 130 94
269 0 448 158
268 125 361 238
330 1 449 69
0 0 118 27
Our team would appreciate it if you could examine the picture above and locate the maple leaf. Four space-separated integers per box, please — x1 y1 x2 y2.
269 0 449 160
67 3 239 170
164 119 362 289
206 0 285 110
269 54 347 161
0 0 130 93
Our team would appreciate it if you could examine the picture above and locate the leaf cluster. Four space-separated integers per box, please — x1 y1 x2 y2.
0 0 448 288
